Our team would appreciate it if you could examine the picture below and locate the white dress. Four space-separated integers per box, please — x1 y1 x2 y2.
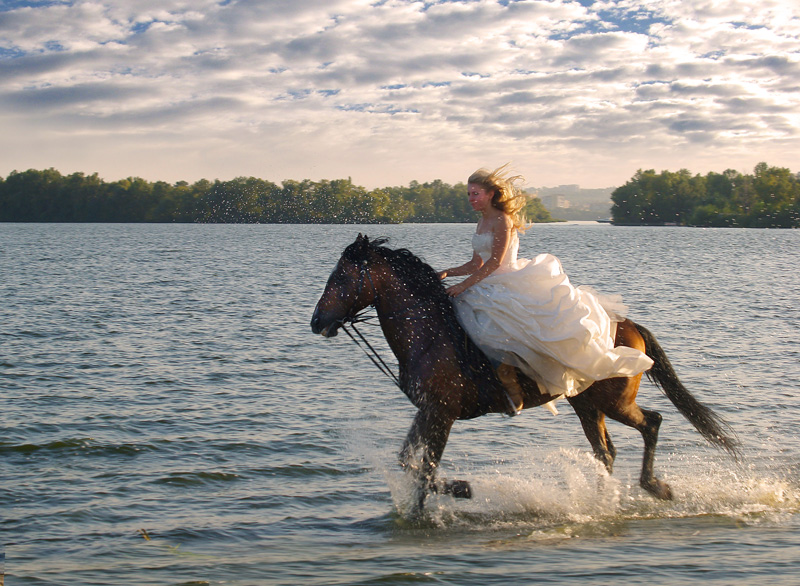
453 231 654 398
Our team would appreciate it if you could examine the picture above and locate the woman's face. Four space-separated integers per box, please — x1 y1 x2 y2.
468 183 493 212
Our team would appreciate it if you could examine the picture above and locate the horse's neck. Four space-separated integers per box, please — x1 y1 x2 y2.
375 279 447 364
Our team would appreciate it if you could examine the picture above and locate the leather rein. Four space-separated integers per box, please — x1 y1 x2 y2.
339 258 401 388
338 256 432 389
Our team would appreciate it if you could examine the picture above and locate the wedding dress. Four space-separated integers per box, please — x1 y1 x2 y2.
453 231 654 398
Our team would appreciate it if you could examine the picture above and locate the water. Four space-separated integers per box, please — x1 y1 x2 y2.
2 222 800 585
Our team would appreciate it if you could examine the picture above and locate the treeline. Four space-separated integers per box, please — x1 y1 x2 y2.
611 162 800 227
0 168 554 224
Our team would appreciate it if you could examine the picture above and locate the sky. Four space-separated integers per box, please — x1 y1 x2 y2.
0 0 798 189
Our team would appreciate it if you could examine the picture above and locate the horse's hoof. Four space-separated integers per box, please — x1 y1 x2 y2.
442 479 472 499
642 478 673 500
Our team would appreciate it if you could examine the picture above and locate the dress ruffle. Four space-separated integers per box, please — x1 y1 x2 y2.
453 232 653 397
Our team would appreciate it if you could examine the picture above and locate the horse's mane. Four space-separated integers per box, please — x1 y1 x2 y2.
344 235 503 415
348 236 450 303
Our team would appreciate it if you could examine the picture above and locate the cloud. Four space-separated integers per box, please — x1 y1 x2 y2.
0 0 798 188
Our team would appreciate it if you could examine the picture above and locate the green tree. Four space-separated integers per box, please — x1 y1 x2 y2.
4 165 794 226
524 197 554 223
611 169 657 224
612 164 799 227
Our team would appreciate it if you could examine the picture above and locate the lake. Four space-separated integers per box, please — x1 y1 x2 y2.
2 222 800 585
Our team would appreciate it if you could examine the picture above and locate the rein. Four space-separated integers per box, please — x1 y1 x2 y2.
342 317 401 389
338 257 431 390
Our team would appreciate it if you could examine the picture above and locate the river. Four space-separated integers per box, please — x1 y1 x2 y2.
2 222 799 585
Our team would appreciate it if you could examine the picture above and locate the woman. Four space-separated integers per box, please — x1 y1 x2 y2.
438 165 653 413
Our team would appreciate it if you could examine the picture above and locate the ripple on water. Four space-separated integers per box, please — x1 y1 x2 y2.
3 224 800 585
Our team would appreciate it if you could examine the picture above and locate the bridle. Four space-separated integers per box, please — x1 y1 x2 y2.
329 250 450 390
332 249 443 389
337 256 401 388
340 258 379 323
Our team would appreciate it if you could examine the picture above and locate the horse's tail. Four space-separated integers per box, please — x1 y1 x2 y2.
635 323 740 459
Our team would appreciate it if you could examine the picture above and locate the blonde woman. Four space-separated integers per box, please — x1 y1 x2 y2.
439 165 653 413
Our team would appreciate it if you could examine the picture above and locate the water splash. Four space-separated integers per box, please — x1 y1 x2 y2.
344 428 800 531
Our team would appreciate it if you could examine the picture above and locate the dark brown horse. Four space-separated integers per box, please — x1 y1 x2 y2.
311 235 738 511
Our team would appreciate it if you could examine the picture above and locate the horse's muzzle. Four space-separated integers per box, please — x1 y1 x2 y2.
311 307 341 337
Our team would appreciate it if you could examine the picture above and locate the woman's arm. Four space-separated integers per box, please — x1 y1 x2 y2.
438 251 483 279
446 216 511 297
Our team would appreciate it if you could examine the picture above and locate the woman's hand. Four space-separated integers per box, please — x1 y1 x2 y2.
446 282 469 297
437 270 448 280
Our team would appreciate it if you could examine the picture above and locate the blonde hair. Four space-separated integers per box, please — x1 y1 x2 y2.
468 164 529 232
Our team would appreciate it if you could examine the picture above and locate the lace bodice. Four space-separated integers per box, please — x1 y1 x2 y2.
472 231 519 273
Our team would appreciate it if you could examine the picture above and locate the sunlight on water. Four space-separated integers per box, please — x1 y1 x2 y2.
4 223 800 585
349 426 800 534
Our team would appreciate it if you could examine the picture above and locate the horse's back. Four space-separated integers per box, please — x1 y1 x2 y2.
614 319 646 353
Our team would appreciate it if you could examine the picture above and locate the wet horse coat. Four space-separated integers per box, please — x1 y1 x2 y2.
311 235 738 511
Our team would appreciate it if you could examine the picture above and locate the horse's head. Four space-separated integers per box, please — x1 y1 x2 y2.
311 234 385 338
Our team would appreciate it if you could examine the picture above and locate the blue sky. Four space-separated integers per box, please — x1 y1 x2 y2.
0 0 798 188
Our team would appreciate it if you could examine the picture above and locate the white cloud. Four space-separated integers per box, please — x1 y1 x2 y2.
0 0 798 188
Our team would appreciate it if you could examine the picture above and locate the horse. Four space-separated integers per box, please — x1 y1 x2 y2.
311 234 739 512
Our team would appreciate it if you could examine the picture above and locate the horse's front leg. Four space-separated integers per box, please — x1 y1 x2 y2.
399 406 455 512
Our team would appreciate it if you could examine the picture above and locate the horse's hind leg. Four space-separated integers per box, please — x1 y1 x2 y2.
635 408 672 500
568 392 615 473
591 378 673 500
